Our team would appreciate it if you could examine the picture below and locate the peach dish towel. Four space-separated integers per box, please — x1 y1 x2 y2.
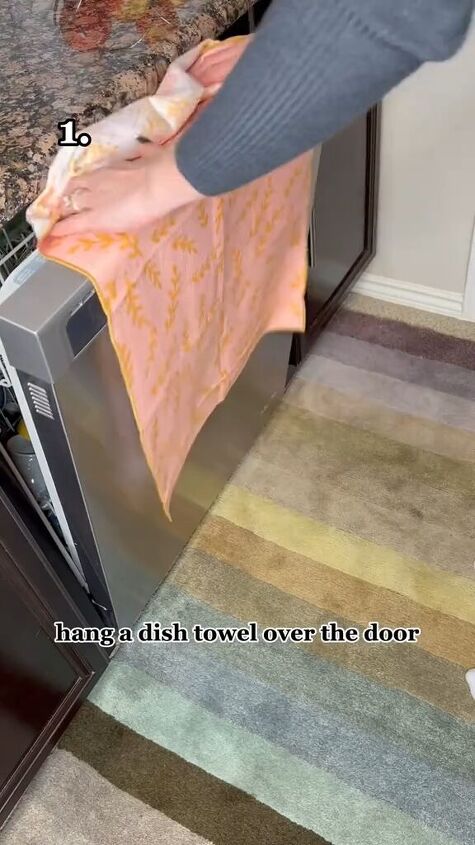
27 36 314 518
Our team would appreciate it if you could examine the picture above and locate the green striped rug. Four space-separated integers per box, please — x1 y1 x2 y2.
3 299 475 845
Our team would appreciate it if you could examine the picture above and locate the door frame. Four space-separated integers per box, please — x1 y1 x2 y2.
463 218 475 321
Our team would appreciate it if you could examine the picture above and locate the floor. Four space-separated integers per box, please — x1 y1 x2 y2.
2 296 475 845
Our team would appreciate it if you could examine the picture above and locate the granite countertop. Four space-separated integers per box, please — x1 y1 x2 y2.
0 0 251 228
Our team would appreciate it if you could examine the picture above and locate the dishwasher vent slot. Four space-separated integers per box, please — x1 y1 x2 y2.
0 353 11 389
27 383 54 420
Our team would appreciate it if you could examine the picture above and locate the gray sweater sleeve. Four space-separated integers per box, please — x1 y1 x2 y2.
176 0 473 196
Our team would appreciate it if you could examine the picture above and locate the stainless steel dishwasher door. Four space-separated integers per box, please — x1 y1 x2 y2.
55 321 291 629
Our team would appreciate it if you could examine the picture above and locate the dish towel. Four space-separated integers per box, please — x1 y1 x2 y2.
28 37 315 518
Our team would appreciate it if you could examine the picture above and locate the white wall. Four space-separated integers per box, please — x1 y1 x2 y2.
367 24 475 301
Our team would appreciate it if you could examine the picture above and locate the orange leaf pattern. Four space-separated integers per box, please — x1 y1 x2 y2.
119 233 142 260
144 259 161 289
102 280 118 310
197 202 209 228
124 281 147 328
172 235 197 255
165 265 181 332
151 216 176 244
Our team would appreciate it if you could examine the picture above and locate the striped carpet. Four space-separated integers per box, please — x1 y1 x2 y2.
3 298 475 845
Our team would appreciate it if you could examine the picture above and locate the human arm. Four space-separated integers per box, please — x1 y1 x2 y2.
53 0 473 236
176 0 474 195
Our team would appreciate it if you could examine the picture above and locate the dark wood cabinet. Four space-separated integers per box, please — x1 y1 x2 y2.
306 105 381 333
227 0 381 362
289 105 381 368
0 569 78 798
0 457 109 827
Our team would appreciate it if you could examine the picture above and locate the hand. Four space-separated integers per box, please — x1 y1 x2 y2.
189 35 252 91
51 38 252 239
51 142 202 237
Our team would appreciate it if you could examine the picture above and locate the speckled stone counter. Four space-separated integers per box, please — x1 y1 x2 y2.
0 0 252 227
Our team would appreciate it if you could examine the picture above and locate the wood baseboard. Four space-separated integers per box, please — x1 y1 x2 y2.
354 272 465 319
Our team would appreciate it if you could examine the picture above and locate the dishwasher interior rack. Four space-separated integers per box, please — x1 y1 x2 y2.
0 212 35 286
0 212 35 426
0 213 35 420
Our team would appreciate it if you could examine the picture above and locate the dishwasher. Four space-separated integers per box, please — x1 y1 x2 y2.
0 213 292 630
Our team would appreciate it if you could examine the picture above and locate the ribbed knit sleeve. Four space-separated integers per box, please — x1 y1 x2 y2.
176 0 473 196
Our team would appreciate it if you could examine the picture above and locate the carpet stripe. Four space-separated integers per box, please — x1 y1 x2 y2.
234 445 475 581
243 402 475 564
174 546 474 721
0 749 213 845
123 640 475 842
329 310 475 369
272 396 475 501
213 486 475 624
87 661 461 845
298 355 475 433
189 517 475 670
313 332 475 401
142 578 475 774
175 553 474 722
286 378 475 466
345 296 475 341
60 704 330 845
